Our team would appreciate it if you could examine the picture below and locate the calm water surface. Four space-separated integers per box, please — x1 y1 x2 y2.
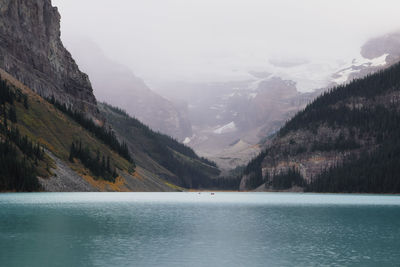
0 192 400 267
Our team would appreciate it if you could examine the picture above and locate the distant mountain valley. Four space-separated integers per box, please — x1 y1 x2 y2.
62 31 400 171
148 31 400 170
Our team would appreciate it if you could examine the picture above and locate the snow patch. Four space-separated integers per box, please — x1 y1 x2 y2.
333 68 356 84
333 54 388 85
348 53 388 68
183 137 191 144
370 53 389 67
213 122 237 134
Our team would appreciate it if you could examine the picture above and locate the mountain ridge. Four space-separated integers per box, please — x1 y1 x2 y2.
0 0 98 116
240 60 400 193
64 38 193 141
0 0 220 192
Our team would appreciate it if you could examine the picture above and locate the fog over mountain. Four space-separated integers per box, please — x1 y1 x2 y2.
54 0 400 88
53 0 400 169
65 38 192 141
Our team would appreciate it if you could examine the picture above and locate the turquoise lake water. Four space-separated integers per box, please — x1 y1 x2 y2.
0 192 399 267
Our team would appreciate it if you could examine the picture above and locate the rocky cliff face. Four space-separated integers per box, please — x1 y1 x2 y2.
0 0 98 115
239 128 358 191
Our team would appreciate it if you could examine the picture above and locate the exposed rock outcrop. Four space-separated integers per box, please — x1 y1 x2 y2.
0 0 98 115
39 151 97 192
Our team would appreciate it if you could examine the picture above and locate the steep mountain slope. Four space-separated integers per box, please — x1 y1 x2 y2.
64 39 192 141
0 0 98 116
241 61 400 193
99 103 221 189
0 0 220 192
0 68 178 192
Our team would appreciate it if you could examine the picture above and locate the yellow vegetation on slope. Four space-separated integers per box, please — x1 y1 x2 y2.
0 68 180 191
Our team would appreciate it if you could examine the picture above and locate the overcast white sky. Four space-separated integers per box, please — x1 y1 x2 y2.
53 0 400 84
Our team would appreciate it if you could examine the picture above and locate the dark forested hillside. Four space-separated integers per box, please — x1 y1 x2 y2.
0 0 221 192
0 67 222 192
0 68 181 192
241 62 400 193
99 103 222 189
0 77 48 191
48 96 133 163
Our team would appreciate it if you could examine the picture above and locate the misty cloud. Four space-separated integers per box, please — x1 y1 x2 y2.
53 0 400 84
